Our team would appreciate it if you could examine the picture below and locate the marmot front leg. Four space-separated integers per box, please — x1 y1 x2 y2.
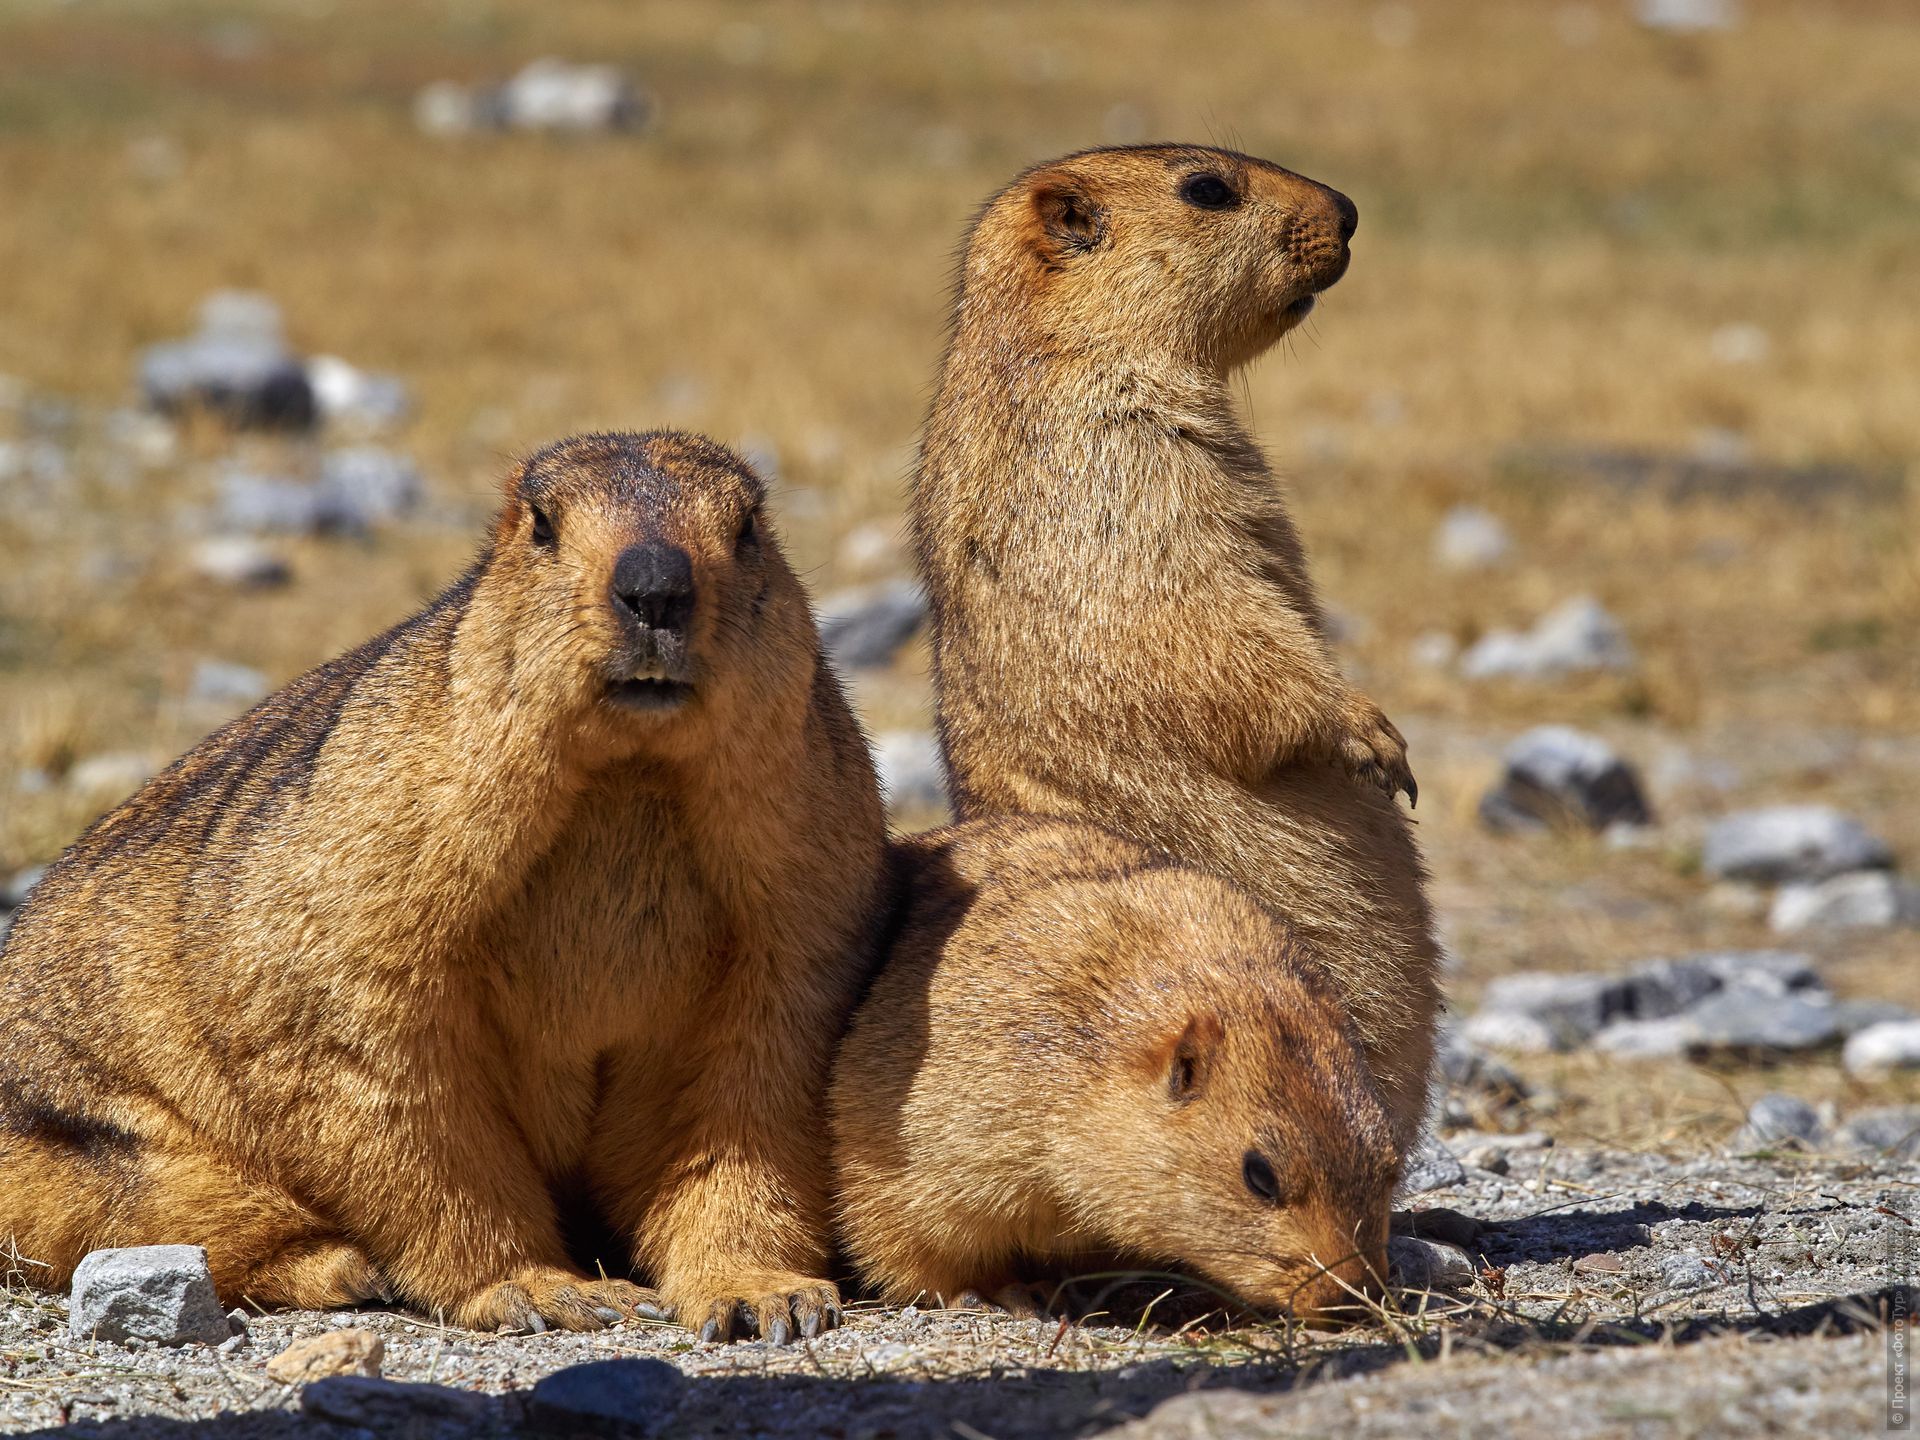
1323 689 1416 808
284 1071 658 1333
611 1019 842 1344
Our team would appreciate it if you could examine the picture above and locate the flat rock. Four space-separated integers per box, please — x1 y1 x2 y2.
1460 1008 1562 1054
1387 1236 1476 1292
1681 987 1840 1057
1398 1134 1467 1195
1770 870 1920 932
1592 1016 1696 1058
66 751 155 797
1459 596 1635 682
1701 806 1893 885
1833 1105 1920 1159
69 1246 232 1346
317 446 422 530
1474 972 1616 1045
265 1328 384 1384
1730 1093 1825 1149
527 1357 684 1436
816 579 927 670
873 730 947 815
301 1375 491 1431
1479 725 1652 834
1842 1020 1920 1079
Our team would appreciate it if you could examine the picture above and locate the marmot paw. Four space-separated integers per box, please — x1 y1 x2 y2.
683 1276 843 1345
455 1268 667 1334
1334 701 1417 807
949 1282 1052 1319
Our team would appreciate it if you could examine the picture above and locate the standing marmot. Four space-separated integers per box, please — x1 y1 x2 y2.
832 816 1396 1324
0 432 884 1343
910 144 1441 1150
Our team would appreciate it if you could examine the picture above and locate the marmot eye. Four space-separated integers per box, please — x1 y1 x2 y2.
736 513 758 552
1180 173 1238 211
529 506 556 548
1242 1149 1282 1205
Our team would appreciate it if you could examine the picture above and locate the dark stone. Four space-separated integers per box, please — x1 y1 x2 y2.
526 1358 684 1437
1480 726 1652 834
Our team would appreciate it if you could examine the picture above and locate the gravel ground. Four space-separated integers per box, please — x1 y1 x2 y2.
3 1142 1910 1438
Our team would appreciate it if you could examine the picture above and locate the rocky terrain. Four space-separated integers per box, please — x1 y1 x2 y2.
5 2 1919 1435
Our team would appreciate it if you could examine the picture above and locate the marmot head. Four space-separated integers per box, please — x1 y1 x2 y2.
968 143 1356 373
487 431 804 752
1060 869 1397 1326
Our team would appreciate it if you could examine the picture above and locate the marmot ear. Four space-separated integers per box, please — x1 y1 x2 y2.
1030 177 1107 259
1147 1013 1224 1104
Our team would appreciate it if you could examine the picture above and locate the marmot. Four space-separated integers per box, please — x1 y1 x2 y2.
0 431 885 1343
831 817 1396 1325
909 144 1441 1149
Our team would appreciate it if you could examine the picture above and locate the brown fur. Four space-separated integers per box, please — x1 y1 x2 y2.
909 144 1442 1149
0 431 885 1342
831 816 1396 1325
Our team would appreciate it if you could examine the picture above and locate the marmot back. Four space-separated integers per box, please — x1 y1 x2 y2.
909 144 1442 1148
832 816 1397 1326
1 431 884 1344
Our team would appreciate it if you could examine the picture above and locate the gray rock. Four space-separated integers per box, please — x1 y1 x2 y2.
139 291 315 431
1614 956 1726 1020
873 730 946 815
216 472 328 534
301 1375 492 1431
1682 987 1840 1057
1659 1252 1714 1290
306 355 411 433
1434 1030 1529 1102
414 80 487 135
1479 725 1652 834
1387 1235 1476 1291
1398 1134 1467 1196
1459 1008 1561 1054
317 446 422 529
528 1358 684 1436
69 1246 232 1346
218 449 421 536
0 437 71 489
1688 949 1821 996
188 660 269 709
1432 506 1512 571
1770 870 1920 932
1702 806 1893 885
817 580 927 670
1460 596 1635 682
1833 1105 1920 1160
1731 1093 1824 1149
1475 972 1616 1045
1843 1021 1920 1079
1592 1016 1696 1058
190 536 290 589
2 864 45 909
1831 999 1916 1038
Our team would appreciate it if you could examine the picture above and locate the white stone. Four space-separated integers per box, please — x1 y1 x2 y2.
1432 506 1512 572
1843 1021 1920 1079
1770 871 1920 933
873 731 946 815
1460 596 1634 681
191 536 290 589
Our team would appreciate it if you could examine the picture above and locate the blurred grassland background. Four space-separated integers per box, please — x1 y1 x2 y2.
1 0 1916 1141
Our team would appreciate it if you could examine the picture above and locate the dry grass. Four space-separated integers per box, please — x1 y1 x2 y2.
2 0 1918 1146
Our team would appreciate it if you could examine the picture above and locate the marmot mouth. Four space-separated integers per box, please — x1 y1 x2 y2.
1282 294 1317 322
606 677 695 712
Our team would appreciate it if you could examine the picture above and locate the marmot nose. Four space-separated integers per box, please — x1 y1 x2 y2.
1328 188 1358 243
612 542 695 632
